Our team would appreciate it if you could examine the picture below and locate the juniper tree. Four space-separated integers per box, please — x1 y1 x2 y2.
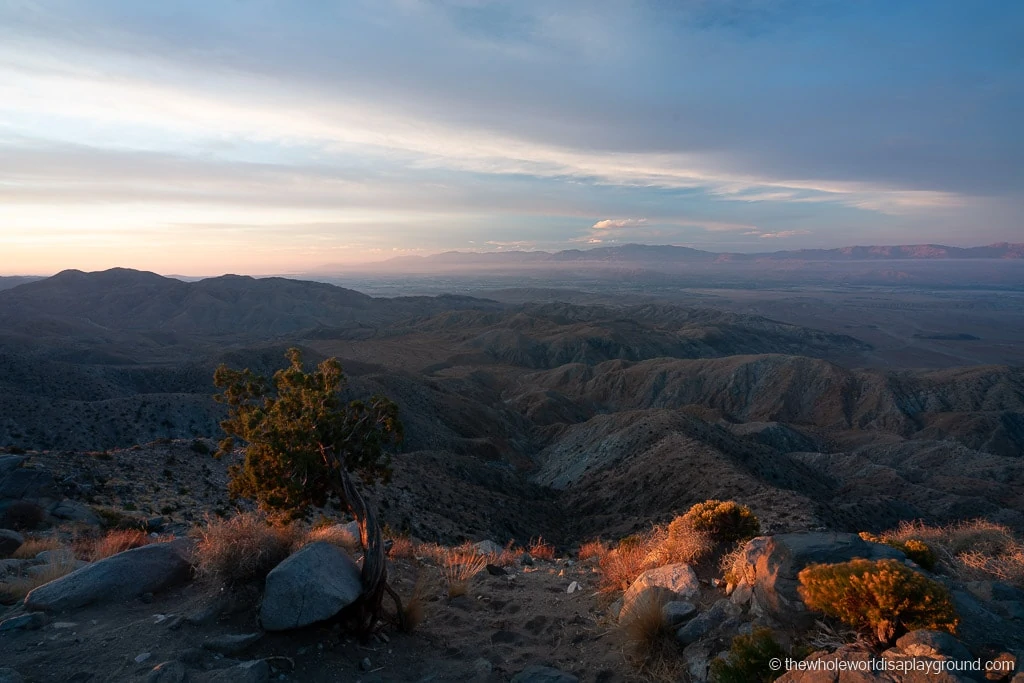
213 347 404 632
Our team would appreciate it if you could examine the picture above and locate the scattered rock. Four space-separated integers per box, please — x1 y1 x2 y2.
510 666 579 683
48 500 101 526
0 612 46 631
473 658 493 675
682 641 712 683
486 563 507 576
146 660 187 683
360 657 372 672
24 539 193 612
0 529 24 557
620 563 699 620
135 653 152 664
661 601 697 627
676 599 737 645
202 632 262 655
892 630 971 661
521 553 534 566
566 581 579 594
260 542 362 631
474 540 504 556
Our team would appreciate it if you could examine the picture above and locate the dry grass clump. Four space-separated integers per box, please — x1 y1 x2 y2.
89 529 158 561
193 512 300 586
878 519 1024 587
399 575 428 632
720 543 753 586
489 541 523 567
578 539 609 562
304 523 361 551
597 518 717 593
527 536 556 561
619 591 684 682
388 536 417 560
599 542 651 593
0 553 79 604
798 558 959 644
441 547 488 598
11 536 62 560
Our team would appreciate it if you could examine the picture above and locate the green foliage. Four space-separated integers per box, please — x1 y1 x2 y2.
213 348 403 518
711 628 787 683
798 558 958 644
859 532 937 571
680 499 761 543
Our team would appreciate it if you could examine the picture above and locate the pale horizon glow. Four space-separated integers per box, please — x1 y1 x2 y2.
1 1 1022 276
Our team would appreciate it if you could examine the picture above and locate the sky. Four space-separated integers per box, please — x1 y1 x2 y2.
1 0 1022 275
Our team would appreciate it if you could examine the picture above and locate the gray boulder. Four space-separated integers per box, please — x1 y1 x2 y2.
676 599 739 645
620 563 699 621
662 600 697 627
0 529 23 557
510 666 579 683
260 541 362 631
48 500 101 526
729 532 904 627
24 539 193 611
474 540 505 556
0 466 54 501
0 456 26 478
0 612 46 631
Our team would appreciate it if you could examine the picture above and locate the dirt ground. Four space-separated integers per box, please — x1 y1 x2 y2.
0 551 683 683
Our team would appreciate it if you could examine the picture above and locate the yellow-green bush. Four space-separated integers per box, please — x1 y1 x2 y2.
710 628 788 683
859 532 937 571
680 500 760 543
798 558 958 644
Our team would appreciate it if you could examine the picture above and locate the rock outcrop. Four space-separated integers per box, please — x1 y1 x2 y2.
24 539 193 611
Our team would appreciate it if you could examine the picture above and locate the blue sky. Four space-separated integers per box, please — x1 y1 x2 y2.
0 0 1021 274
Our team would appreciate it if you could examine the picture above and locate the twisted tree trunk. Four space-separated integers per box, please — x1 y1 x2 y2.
326 448 404 634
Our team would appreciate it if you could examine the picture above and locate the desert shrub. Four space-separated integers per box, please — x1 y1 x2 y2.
189 439 210 455
193 512 299 586
11 536 62 560
859 532 937 571
90 529 157 561
579 539 608 562
2 500 46 531
680 500 760 543
711 628 788 683
441 547 487 597
876 520 1024 587
798 559 959 644
527 536 556 561
720 543 753 586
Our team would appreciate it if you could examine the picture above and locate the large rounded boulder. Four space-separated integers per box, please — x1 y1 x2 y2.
260 541 362 631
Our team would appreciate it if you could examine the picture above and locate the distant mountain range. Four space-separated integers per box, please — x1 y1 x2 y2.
352 242 1024 270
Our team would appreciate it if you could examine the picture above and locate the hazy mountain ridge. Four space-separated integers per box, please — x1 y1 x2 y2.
374 242 1024 269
